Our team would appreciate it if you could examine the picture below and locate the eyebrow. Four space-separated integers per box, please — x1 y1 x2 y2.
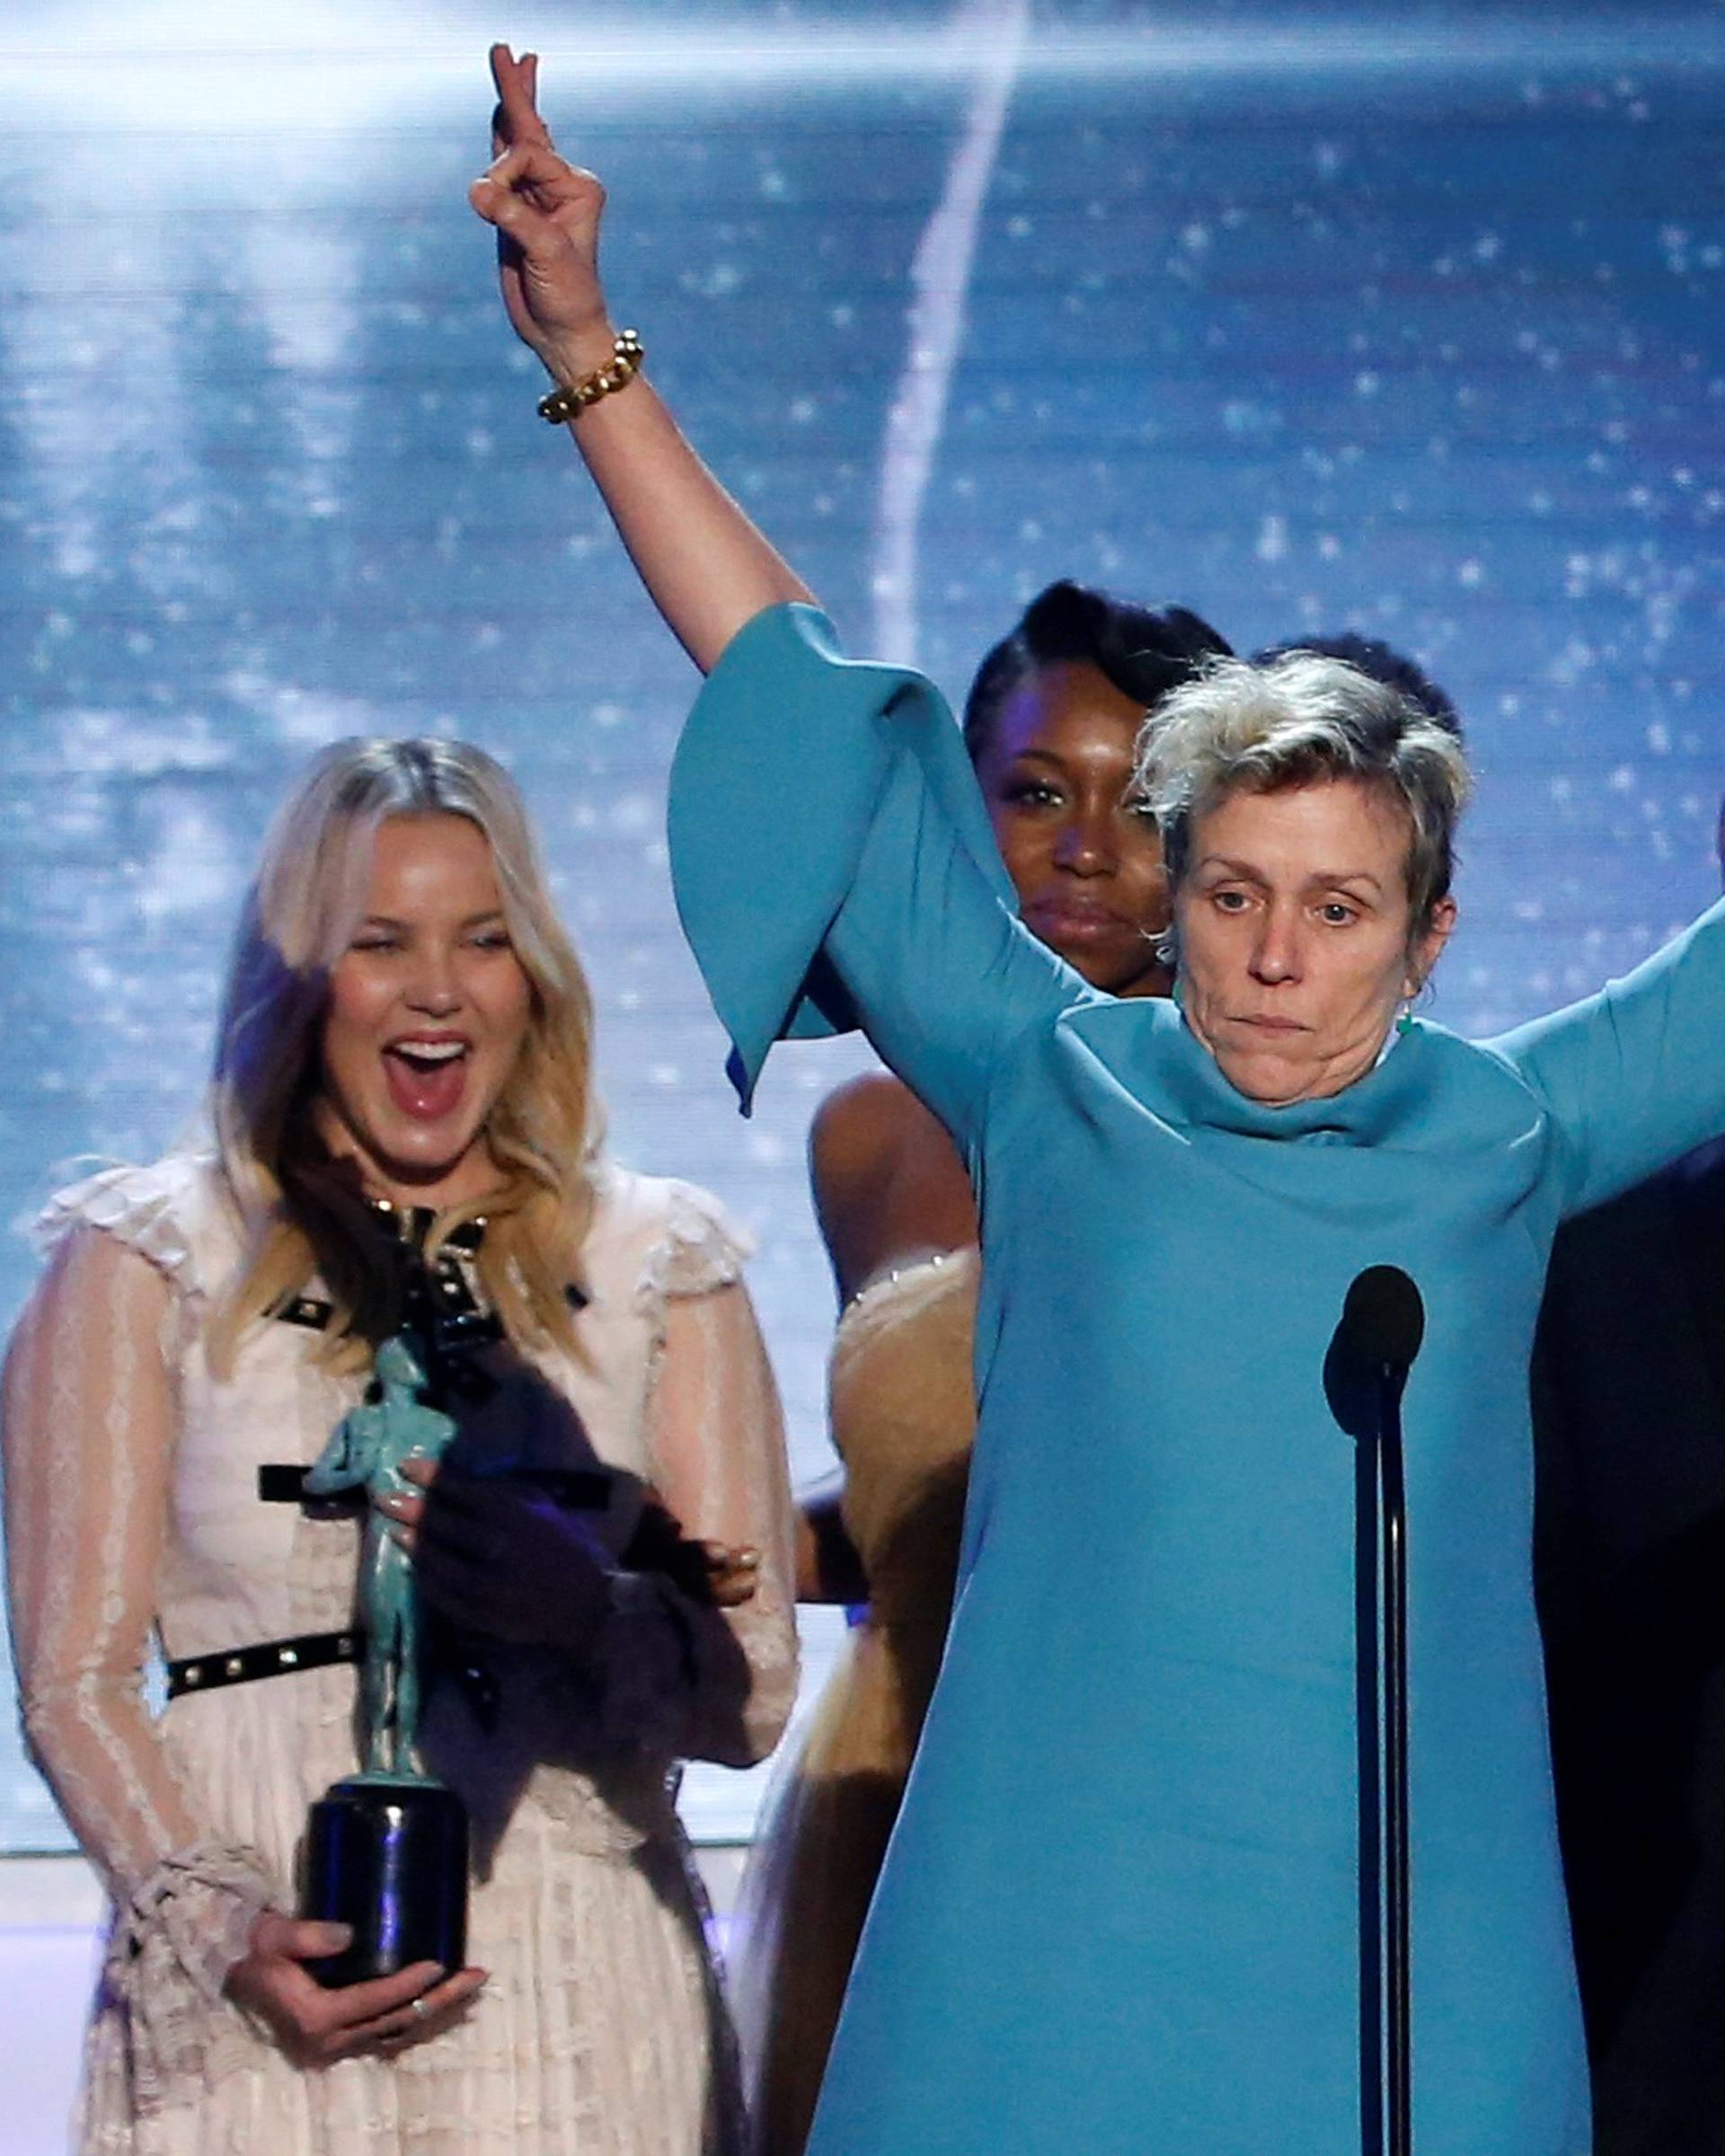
1002 745 1139 780
1195 855 1386 895
359 909 509 931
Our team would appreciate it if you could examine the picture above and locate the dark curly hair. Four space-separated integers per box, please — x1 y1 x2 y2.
1251 632 1462 741
962 580 1234 764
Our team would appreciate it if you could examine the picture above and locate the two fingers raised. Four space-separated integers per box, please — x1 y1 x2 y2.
490 41 553 154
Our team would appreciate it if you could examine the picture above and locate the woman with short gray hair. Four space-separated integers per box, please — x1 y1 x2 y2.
474 46 1725 2155
1142 650 1471 941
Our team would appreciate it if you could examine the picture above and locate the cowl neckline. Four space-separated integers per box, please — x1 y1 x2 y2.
1057 994 1434 1146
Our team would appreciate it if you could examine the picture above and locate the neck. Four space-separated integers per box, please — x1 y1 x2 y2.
310 1106 501 1214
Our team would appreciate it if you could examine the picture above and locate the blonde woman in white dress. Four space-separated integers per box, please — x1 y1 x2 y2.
2 737 798 2156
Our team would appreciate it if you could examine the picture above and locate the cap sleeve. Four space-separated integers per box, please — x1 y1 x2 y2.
636 1178 755 1305
33 1154 228 1297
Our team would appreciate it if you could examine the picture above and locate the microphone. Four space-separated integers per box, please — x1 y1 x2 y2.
1339 1265 1425 1377
1324 1268 1425 1441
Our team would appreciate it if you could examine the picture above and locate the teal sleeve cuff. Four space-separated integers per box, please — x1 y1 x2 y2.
668 603 1014 1114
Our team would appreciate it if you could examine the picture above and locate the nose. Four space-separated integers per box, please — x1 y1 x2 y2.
1053 805 1117 877
1249 904 1303 985
404 945 462 1014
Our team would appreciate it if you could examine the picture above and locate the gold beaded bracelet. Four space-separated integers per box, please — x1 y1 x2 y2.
536 330 645 425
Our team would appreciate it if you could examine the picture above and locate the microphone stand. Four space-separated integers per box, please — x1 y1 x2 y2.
1332 1266 1423 2156
1377 1364 1412 2156
1353 1428 1384 2156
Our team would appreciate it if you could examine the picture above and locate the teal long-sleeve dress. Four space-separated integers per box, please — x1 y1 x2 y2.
669 605 1725 2156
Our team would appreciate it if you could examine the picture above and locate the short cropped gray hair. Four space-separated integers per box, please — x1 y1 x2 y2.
1135 652 1473 936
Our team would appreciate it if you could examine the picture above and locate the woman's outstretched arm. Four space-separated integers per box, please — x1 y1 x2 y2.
1492 894 1725 1215
471 45 812 673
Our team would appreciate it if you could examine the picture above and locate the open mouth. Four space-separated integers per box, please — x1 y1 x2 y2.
384 1038 471 1120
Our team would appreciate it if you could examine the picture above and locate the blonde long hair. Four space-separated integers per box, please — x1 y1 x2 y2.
206 738 600 1375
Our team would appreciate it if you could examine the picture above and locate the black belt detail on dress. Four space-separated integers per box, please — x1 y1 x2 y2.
166 1629 365 1701
256 1463 365 1515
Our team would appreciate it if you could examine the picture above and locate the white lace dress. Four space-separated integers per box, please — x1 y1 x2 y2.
1 1153 799 2156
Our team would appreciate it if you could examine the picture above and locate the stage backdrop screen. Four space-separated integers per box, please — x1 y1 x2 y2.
0 1 1721 1848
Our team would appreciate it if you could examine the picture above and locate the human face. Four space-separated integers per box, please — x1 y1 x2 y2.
974 659 1172 997
314 814 533 1207
1173 778 1456 1106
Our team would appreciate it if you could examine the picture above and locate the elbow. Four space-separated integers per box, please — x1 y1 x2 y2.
729 1621 801 1767
18 1676 83 1775
698 595 793 679
698 1694 791 1772
687 1610 800 1769
19 1664 143 1776
734 1686 796 1767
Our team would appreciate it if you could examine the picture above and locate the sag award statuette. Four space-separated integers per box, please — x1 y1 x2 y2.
299 1334 468 1986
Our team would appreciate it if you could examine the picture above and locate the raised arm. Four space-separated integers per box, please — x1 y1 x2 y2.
1491 894 1725 1216
475 49 1083 1136
471 44 810 672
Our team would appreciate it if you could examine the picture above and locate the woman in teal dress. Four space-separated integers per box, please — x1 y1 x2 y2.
470 49 1725 2154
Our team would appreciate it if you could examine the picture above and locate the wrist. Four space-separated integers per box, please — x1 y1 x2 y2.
535 329 645 429
537 319 623 389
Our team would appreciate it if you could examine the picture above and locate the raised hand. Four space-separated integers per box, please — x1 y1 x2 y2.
225 1913 486 2066
471 43 614 382
465 41 813 670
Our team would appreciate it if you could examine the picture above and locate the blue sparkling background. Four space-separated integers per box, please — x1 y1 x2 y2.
1 1 1721 1844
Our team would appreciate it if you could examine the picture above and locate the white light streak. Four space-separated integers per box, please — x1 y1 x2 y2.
871 0 1029 667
